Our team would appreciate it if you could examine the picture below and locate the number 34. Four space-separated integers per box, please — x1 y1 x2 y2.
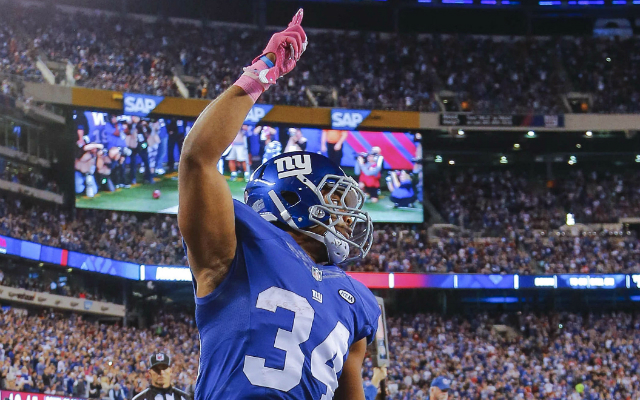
243 287 350 400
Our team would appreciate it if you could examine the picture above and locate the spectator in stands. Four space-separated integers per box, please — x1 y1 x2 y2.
73 375 87 398
109 383 126 400
89 374 102 399
429 376 450 400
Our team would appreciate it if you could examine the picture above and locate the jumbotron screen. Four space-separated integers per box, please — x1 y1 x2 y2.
73 110 423 223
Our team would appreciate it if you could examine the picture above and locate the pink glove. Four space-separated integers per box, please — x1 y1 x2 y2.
234 9 307 102
253 8 307 84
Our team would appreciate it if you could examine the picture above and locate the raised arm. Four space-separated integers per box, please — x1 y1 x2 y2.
178 10 307 297
178 88 253 296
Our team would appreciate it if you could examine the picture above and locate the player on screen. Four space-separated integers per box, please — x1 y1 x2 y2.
259 125 282 163
285 128 308 152
74 125 103 197
178 9 380 400
355 147 384 203
226 125 251 181
386 170 417 208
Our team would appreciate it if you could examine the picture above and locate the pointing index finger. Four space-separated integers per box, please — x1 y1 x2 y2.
288 8 304 27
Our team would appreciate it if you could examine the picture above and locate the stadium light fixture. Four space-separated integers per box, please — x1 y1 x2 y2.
500 156 508 164
585 131 593 137
457 129 465 136
435 155 443 163
513 143 520 149
635 155 640 163
576 144 582 148
526 131 536 138
568 156 577 165
449 160 455 165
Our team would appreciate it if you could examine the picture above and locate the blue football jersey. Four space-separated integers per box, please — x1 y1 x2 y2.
189 200 380 400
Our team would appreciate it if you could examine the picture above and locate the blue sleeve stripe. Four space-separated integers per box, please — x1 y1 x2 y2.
260 56 275 68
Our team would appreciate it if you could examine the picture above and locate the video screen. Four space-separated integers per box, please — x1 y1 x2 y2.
74 110 422 223
291 128 423 223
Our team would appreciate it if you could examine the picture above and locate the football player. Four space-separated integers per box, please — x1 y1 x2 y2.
178 9 380 400
226 126 250 181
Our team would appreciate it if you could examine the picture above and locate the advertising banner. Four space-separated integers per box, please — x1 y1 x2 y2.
440 114 564 128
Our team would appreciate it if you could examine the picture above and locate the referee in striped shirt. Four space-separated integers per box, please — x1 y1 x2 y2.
132 353 191 400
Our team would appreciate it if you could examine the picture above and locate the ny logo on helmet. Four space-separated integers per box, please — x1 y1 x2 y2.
275 154 312 178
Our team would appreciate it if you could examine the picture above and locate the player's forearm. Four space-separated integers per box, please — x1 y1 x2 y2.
181 86 254 166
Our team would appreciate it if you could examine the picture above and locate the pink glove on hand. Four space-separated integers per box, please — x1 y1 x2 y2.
234 9 307 102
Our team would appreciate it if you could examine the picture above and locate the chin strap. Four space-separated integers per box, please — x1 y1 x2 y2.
322 230 350 264
291 226 349 264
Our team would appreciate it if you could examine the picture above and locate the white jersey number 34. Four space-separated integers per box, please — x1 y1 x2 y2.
243 287 350 400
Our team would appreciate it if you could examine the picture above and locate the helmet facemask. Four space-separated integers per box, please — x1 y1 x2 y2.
301 174 374 264
244 151 374 265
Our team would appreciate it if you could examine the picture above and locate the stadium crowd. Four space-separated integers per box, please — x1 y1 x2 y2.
0 309 198 399
0 5 638 113
0 265 118 304
0 192 638 275
0 197 185 267
0 160 60 194
1 308 638 400
368 311 640 399
427 169 640 237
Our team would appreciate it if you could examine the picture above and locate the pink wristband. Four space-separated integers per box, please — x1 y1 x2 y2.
233 60 271 103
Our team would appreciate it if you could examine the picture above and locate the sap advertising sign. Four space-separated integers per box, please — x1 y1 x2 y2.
123 93 165 117
331 109 371 129
244 104 274 124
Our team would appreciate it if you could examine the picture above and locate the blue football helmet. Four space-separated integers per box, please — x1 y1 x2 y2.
245 151 373 264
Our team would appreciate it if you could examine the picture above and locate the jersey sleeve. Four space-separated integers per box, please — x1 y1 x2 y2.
349 277 381 345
